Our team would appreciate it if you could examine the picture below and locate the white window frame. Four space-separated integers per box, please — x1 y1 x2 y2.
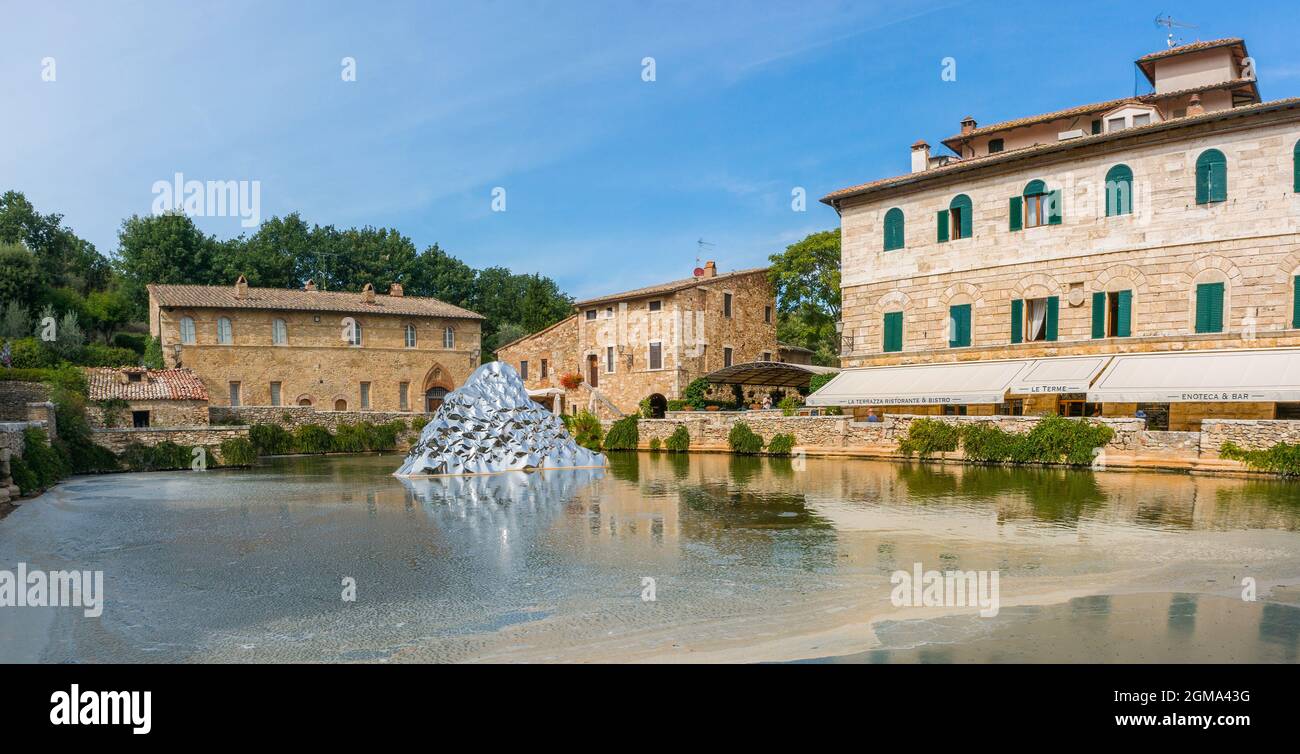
605 346 615 374
360 381 370 410
272 318 288 345
180 316 196 344
217 317 233 345
405 324 417 348
270 381 281 406
229 381 241 406
443 326 455 349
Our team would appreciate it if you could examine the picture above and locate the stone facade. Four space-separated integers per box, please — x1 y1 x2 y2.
86 399 209 429
824 39 1300 428
149 280 484 413
497 263 781 417
0 381 50 422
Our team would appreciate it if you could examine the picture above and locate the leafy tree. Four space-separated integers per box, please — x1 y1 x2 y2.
408 243 476 307
0 191 108 294
0 243 40 310
115 213 221 316
52 310 85 361
84 287 134 343
768 229 841 366
0 301 31 339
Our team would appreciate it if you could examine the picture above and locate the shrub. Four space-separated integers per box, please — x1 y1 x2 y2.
897 418 960 457
684 378 710 410
1219 441 1300 476
369 420 406 451
571 410 604 451
218 437 257 467
332 422 369 452
79 343 140 367
665 425 690 453
6 337 54 369
953 417 1113 466
142 336 164 369
666 399 686 411
112 333 147 353
767 433 796 456
727 422 765 455
649 437 661 452
249 423 295 455
294 424 333 454
638 397 653 419
10 456 39 494
22 427 67 489
779 396 801 416
604 415 639 450
118 441 195 472
411 415 429 432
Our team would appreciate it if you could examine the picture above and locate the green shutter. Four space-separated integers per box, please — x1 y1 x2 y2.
1195 282 1224 333
1116 290 1132 337
936 210 948 243
884 208 904 251
1091 292 1106 339
1195 160 1210 205
1294 141 1300 193
1009 196 1022 232
883 312 903 352
949 304 971 348
1045 296 1059 341
1208 161 1227 203
1047 190 1062 225
960 203 972 239
1010 299 1023 344
1293 276 1300 329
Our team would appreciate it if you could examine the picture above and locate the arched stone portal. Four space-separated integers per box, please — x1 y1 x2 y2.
422 363 453 412
647 393 667 419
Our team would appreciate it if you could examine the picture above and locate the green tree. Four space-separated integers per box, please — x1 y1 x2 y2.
0 191 108 294
0 243 40 310
115 213 220 316
768 229 841 366
408 243 477 307
0 300 31 339
84 287 134 343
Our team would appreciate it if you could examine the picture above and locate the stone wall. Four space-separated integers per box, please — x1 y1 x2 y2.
90 426 251 462
1199 419 1300 456
208 405 425 449
86 399 209 429
0 381 51 421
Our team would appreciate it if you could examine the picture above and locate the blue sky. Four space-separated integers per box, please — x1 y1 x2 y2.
4 0 1298 300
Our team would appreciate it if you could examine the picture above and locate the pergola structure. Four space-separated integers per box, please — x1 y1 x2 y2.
703 361 840 389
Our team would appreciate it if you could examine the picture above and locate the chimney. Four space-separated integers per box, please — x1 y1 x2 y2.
960 116 977 135
389 282 404 297
911 140 931 173
702 260 717 278
1186 93 1205 117
362 282 375 303
304 279 317 292
234 275 248 299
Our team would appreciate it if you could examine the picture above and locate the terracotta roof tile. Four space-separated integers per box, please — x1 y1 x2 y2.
148 283 484 320
573 267 769 307
825 97 1299 205
1136 37 1244 64
86 368 210 402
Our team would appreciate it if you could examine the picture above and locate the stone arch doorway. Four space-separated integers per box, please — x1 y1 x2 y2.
421 362 453 412
296 395 314 407
334 398 348 411
647 393 667 418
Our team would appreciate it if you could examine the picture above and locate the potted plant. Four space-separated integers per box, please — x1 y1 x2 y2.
559 373 583 390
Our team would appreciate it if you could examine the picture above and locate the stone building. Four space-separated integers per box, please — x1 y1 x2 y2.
85 367 210 428
148 277 484 412
812 37 1300 431
496 261 781 417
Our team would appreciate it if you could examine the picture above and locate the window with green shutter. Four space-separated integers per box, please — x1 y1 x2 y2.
1195 282 1225 333
1045 296 1059 341
1094 290 1133 338
936 209 948 242
948 304 971 348
1115 290 1132 337
1047 189 1063 225
1195 149 1227 205
1022 180 1060 228
1009 195 1022 231
1105 164 1133 216
883 207 904 251
883 312 903 353
948 194 972 240
1010 299 1023 344
1091 292 1106 339
1293 141 1300 193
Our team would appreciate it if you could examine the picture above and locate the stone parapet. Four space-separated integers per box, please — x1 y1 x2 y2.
90 426 251 462
1199 419 1300 457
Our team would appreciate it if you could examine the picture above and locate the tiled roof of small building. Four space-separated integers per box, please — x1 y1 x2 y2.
148 283 484 320
87 368 210 402
573 267 768 308
1136 37 1244 64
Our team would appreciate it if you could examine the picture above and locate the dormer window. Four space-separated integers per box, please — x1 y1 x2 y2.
988 138 1004 154
127 372 143 382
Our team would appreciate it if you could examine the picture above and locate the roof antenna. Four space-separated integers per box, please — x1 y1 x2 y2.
1154 14 1197 48
695 238 714 275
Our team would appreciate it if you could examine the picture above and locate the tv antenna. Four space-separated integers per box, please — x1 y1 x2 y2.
1154 14 1197 48
695 238 715 269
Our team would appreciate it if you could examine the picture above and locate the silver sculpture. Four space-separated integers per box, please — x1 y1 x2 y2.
394 361 607 477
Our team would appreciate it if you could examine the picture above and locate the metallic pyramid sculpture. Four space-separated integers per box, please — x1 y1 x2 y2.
394 361 607 477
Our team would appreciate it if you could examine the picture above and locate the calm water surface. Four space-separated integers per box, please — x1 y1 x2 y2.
1 452 1298 662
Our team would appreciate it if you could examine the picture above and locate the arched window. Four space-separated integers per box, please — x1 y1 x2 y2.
1195 149 1227 204
883 208 905 251
404 324 417 348
1011 179 1061 229
216 317 232 344
179 316 196 344
939 194 972 241
334 398 348 411
1104 165 1133 217
443 326 455 349
272 318 288 345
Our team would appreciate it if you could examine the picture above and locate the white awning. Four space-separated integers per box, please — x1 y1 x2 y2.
806 359 1030 406
1008 355 1112 395
1087 348 1300 403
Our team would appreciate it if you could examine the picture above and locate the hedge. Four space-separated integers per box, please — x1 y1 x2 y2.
1220 441 1300 476
727 422 764 454
767 433 796 456
899 416 1115 467
249 423 295 455
604 415 638 450
665 425 690 453
218 437 257 467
